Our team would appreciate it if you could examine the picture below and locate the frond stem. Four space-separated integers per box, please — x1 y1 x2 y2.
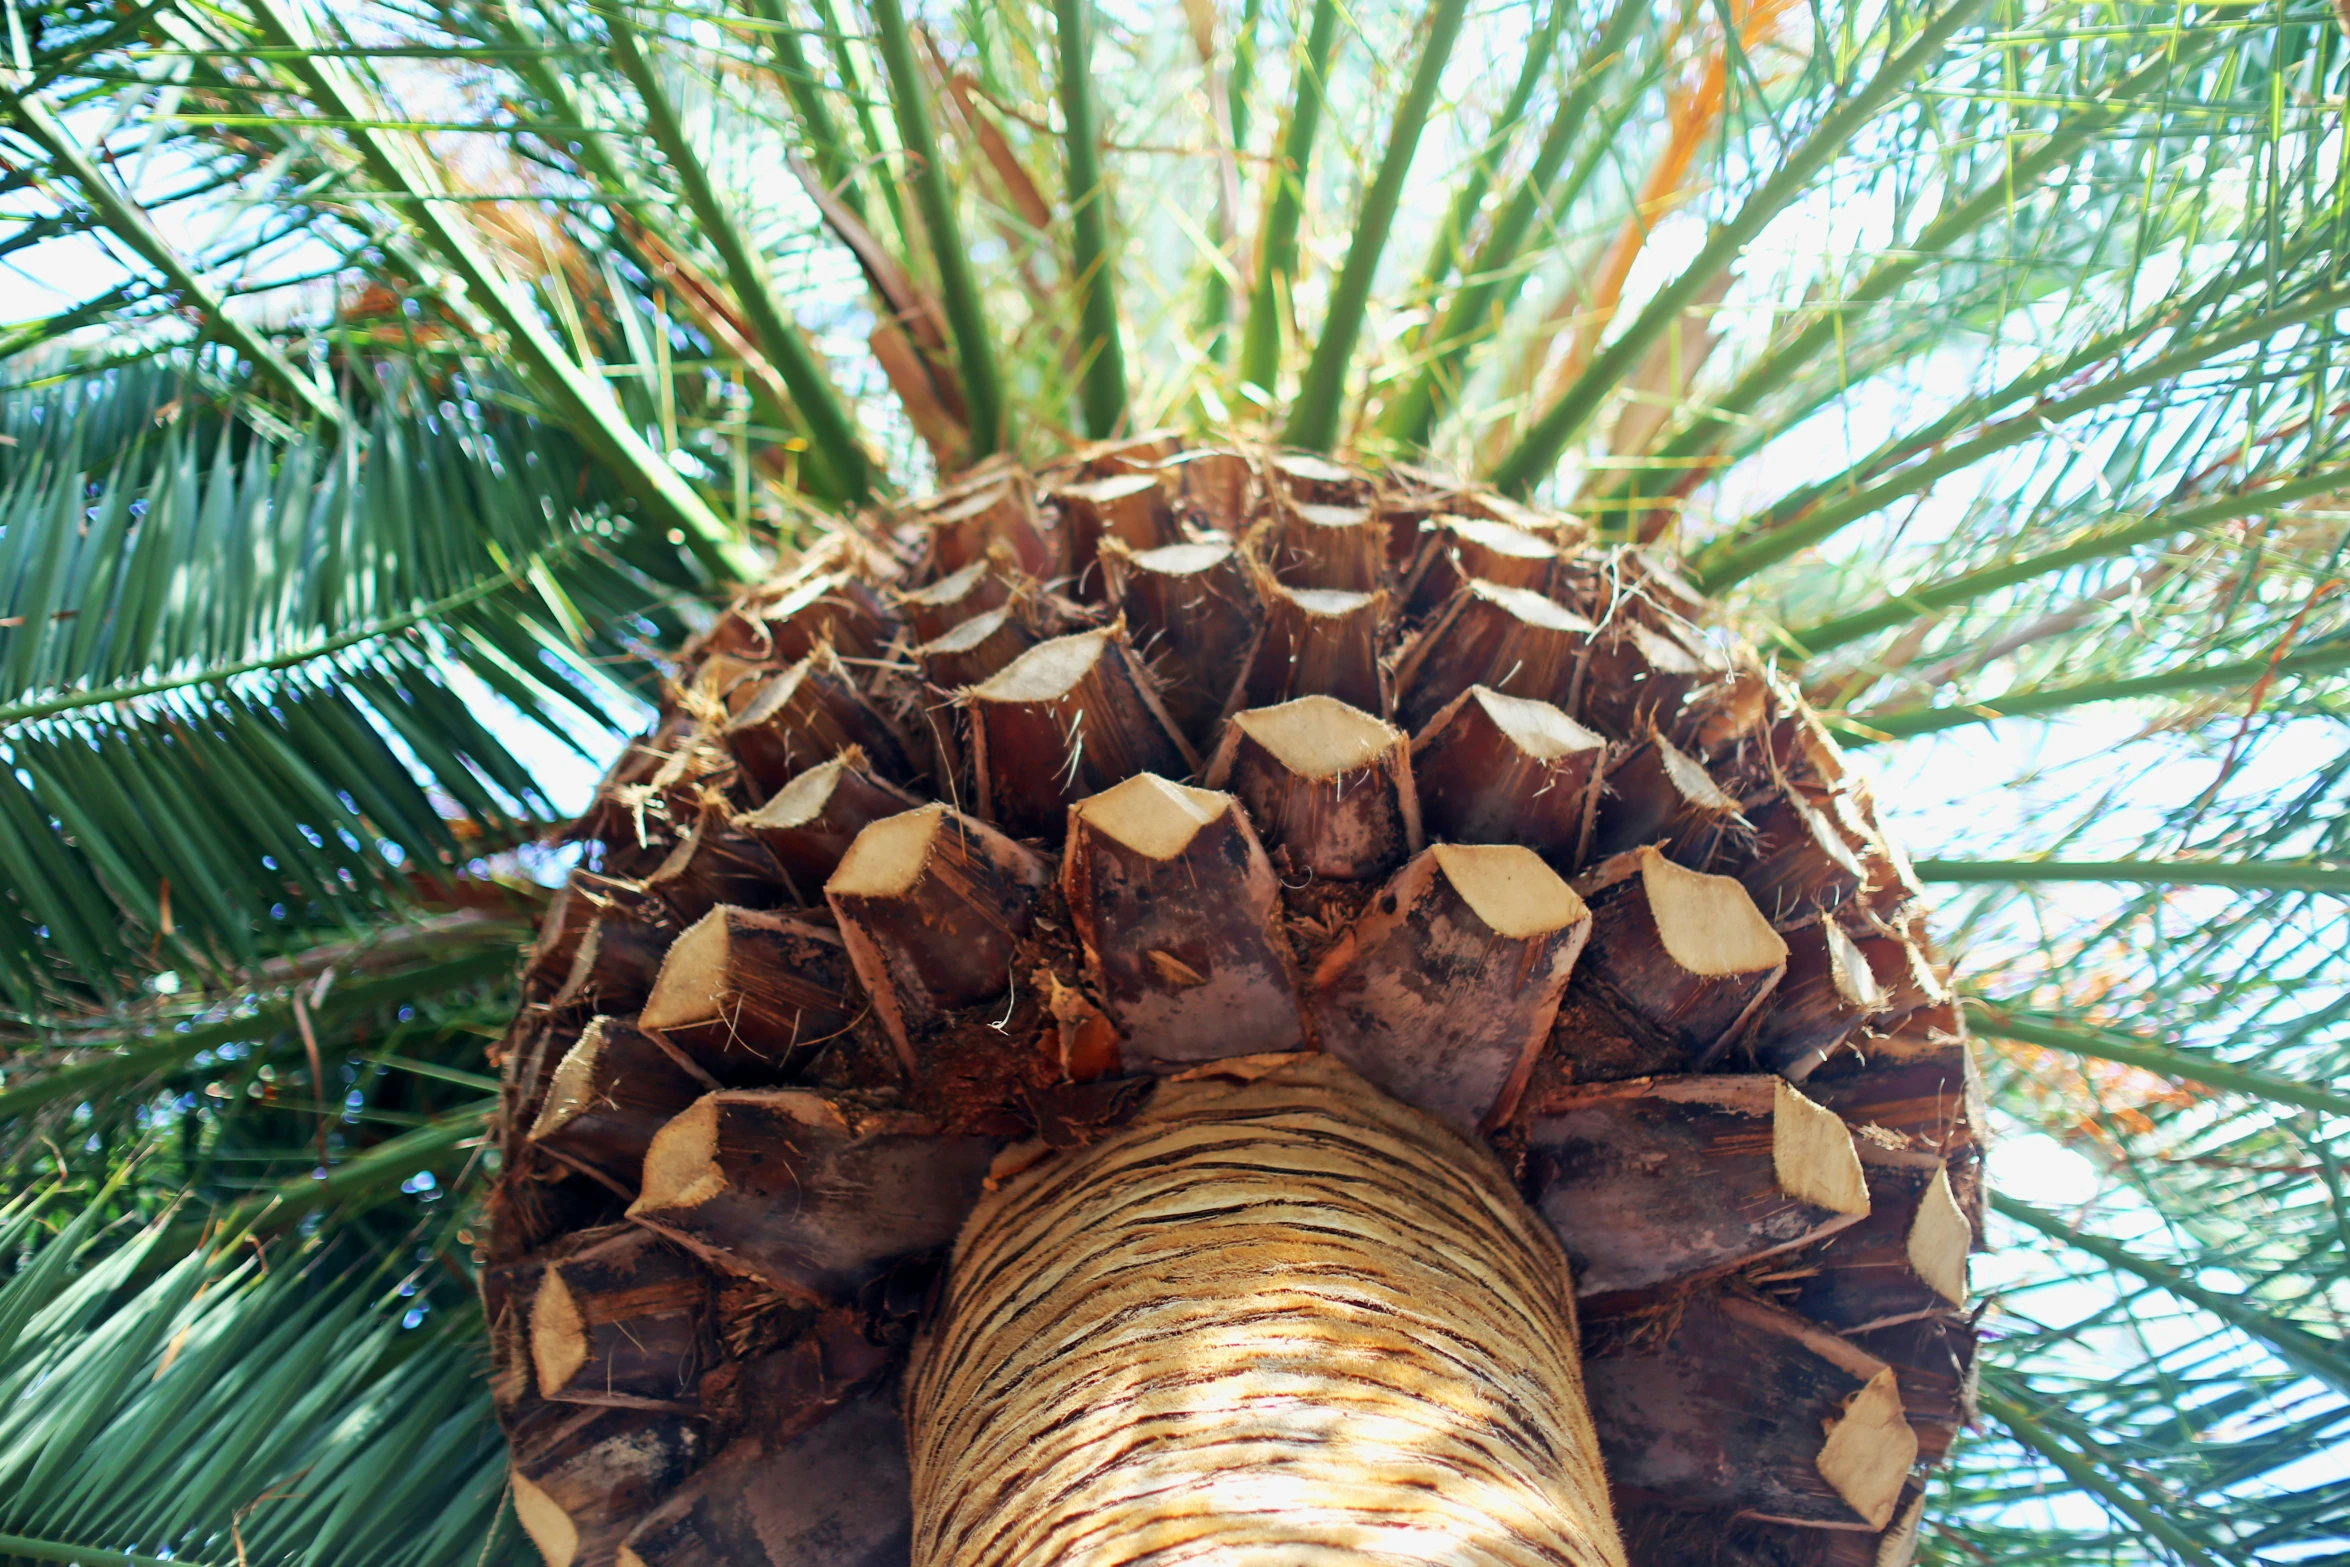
1971 1006 2350 1117
1596 43 2196 510
1375 0 1646 451
736 0 873 222
1053 0 1127 439
1831 638 2350 741
0 945 519 1124
241 0 760 577
1915 857 2349 894
866 0 1005 457
0 1532 217 1567
0 87 343 430
1198 0 1265 362
1405 0 1571 313
1691 281 2350 591
1992 1193 2350 1396
1282 0 1469 452
1977 1391 2229 1567
600 0 872 501
1489 0 1994 496
1785 464 2350 658
1237 0 1345 395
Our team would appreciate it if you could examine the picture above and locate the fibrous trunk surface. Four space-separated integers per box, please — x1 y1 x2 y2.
485 436 1982 1567
908 1053 1622 1567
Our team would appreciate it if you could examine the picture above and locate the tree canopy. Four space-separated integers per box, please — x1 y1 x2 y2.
0 0 2345 1560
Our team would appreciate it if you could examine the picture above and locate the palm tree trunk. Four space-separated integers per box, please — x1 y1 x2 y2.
906 1053 1625 1567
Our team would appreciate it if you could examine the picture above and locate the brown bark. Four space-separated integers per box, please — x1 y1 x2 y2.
1202 695 1422 880
509 1402 703 1567
1773 1162 1972 1332
487 1136 619 1263
1584 728 1744 865
1371 481 1441 574
618 1395 912 1567
894 556 1013 644
1411 684 1608 870
1314 843 1590 1133
1053 472 1180 579
1552 848 1788 1079
1805 1022 1988 1238
619 1394 911 1567
722 649 910 799
1405 513 1562 619
1847 918 1952 1024
628 1090 998 1303
526 873 605 1000
552 908 677 1020
1153 446 1254 533
687 653 776 717
733 751 923 898
1738 785 1870 926
1627 1493 1926 1567
1061 427 1186 477
823 803 1049 1069
643 806 788 926
1805 1022 1986 1174
1098 538 1261 744
616 735 733 852
1393 576 1597 732
1264 499 1385 591
1851 1314 1978 1468
484 1248 547 1411
913 603 1037 690
1450 485 1572 543
747 572 901 665
963 623 1195 837
1749 916 1888 1080
1560 545 1710 630
1584 1290 1918 1531
499 1011 578 1153
919 479 1057 580
1681 654 1775 762
1525 1076 1870 1300
1229 574 1389 714
530 1016 708 1190
638 908 860 1085
1267 449 1369 505
569 714 698 857
1755 683 1854 793
1575 618 1714 739
1060 773 1310 1064
1827 781 1929 918
697 1308 894 1448
531 1224 713 1410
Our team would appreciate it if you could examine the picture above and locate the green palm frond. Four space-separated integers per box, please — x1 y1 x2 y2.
2 897 517 1233
0 920 526 1567
0 1194 521 1567
0 363 695 1012
1882 691 2350 1559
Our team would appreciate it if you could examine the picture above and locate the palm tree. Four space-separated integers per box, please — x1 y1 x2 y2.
0 0 2345 1562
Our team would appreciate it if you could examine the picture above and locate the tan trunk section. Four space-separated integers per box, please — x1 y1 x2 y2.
907 1053 1626 1567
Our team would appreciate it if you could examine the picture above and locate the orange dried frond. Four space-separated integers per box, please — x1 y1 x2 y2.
1559 0 1800 382
1991 1037 2208 1129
